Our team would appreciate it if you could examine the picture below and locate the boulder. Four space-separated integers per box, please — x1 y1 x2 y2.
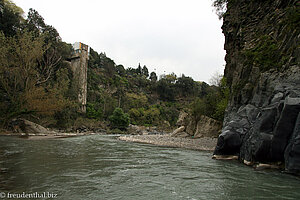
127 125 147 135
10 118 55 134
171 126 185 135
176 111 189 126
284 112 300 174
171 126 186 137
270 98 300 161
194 115 222 138
185 119 197 136
214 130 242 156
171 131 190 138
237 104 259 124
216 130 242 155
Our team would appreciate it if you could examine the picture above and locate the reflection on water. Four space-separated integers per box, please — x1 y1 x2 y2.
0 135 299 200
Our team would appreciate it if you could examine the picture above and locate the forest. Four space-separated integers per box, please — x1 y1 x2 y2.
0 0 228 132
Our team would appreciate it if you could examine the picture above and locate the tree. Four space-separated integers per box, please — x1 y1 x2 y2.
0 31 45 106
26 8 46 35
150 72 157 82
116 65 126 76
124 92 148 110
175 75 195 96
190 98 207 122
165 72 177 84
198 81 210 97
156 78 175 101
0 31 72 123
88 48 101 68
25 9 66 86
209 71 223 86
213 77 229 121
102 56 116 76
137 63 142 75
109 107 130 130
142 65 149 78
212 0 227 19
86 103 102 119
0 0 23 36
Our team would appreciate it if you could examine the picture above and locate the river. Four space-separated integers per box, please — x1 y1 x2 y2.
0 135 299 200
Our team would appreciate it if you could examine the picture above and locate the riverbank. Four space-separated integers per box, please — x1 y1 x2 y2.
118 134 217 151
0 132 103 140
0 131 217 151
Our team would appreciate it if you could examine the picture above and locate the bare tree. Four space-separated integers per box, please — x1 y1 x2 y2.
209 71 223 86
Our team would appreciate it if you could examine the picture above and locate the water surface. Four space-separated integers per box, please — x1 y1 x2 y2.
0 135 299 200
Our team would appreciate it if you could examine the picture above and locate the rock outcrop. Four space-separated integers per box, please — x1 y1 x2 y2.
9 118 56 134
172 112 222 138
127 125 163 135
213 0 300 174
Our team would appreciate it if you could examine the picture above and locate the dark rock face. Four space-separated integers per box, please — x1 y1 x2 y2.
214 0 300 174
285 113 300 174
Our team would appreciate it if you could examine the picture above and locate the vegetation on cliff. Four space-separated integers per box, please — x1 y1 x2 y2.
212 0 300 175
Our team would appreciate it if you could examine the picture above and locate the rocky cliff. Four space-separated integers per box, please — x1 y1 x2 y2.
213 0 300 174
172 112 222 138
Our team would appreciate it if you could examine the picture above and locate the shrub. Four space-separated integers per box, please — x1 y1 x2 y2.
109 108 130 130
86 103 102 119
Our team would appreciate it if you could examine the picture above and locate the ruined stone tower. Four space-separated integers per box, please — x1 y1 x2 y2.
70 42 89 113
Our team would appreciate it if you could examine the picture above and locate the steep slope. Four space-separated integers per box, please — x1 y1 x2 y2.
213 0 300 174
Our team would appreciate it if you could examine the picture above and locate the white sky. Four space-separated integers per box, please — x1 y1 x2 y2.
13 0 225 83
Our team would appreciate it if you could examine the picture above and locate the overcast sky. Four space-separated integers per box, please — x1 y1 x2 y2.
13 0 225 83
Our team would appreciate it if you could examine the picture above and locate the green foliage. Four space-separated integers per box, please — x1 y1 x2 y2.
212 0 227 19
150 72 158 82
191 98 207 121
109 108 130 130
0 5 78 128
175 75 195 96
116 65 126 76
285 6 300 31
128 106 161 126
86 103 102 119
244 35 285 72
213 77 229 120
128 108 143 125
0 0 230 130
88 48 101 68
124 93 148 109
156 78 175 101
158 103 179 126
190 77 229 122
0 0 23 36
54 104 79 128
0 31 45 116
142 65 149 77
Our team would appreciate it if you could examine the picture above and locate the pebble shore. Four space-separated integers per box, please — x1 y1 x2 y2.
118 134 217 151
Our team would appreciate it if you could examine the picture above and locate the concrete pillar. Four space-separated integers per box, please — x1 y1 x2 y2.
70 42 89 113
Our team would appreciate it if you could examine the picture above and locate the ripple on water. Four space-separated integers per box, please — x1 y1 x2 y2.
0 135 300 200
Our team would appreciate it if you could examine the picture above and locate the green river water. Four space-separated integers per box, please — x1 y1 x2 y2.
0 135 299 200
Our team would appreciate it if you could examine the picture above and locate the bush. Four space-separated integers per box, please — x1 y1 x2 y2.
86 103 102 119
109 108 130 130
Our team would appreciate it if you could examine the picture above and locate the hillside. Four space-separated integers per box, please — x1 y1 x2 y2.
0 0 228 133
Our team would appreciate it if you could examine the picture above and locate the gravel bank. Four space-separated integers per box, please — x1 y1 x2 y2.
118 134 217 151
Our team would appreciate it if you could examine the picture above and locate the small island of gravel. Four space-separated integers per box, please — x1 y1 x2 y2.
118 134 217 151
